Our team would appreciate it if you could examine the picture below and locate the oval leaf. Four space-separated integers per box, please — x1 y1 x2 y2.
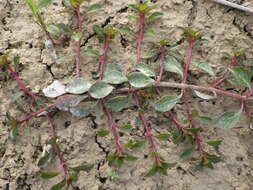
65 78 92 94
71 165 94 172
180 146 196 159
43 80 66 98
154 95 182 112
164 56 183 78
41 172 60 179
213 108 242 129
103 70 128 85
37 151 53 168
97 130 110 137
229 66 251 88
147 12 163 22
192 61 215 76
51 179 66 190
128 72 154 88
105 96 131 112
70 101 97 118
194 91 215 100
54 95 87 111
89 81 114 99
87 3 103 13
135 62 155 77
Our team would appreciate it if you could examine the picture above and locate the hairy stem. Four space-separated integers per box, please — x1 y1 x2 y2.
18 104 54 124
133 93 161 164
99 34 111 79
182 39 204 157
102 101 124 156
75 6 83 77
46 115 70 180
136 12 145 64
7 65 38 99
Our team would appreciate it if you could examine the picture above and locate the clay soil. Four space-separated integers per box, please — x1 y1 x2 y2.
1 0 253 189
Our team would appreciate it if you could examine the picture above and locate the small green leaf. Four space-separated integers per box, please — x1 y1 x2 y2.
97 130 110 137
65 77 92 94
155 133 170 141
70 101 97 118
192 61 215 76
47 24 62 36
37 0 52 9
145 29 156 37
47 137 57 145
93 25 105 41
196 116 213 125
206 140 222 147
37 151 53 168
103 70 128 85
89 81 114 99
194 90 215 100
107 154 124 168
128 72 155 88
213 108 242 129
68 172 78 182
128 140 146 152
119 125 133 132
0 53 10 67
105 96 131 112
134 62 155 77
180 146 196 159
41 172 60 179
51 179 66 190
83 46 100 57
157 166 168 176
72 32 82 42
144 165 159 177
125 154 138 162
164 56 183 78
161 162 177 169
71 165 94 172
117 27 135 36
241 58 253 66
128 4 140 12
154 95 181 112
10 127 19 140
87 4 103 13
229 66 251 88
147 12 163 22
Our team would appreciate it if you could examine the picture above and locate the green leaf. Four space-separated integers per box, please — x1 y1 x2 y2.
93 25 105 41
128 72 155 88
69 0 85 8
87 4 103 13
97 130 110 137
47 24 61 36
0 52 10 67
180 146 196 159
144 165 159 177
128 4 140 12
213 108 242 129
10 126 18 140
68 172 78 182
65 78 92 94
103 70 128 85
117 27 135 36
192 61 215 76
154 95 181 112
161 162 177 169
54 95 87 111
51 179 66 190
70 101 97 118
134 62 155 77
229 66 251 88
37 151 53 168
41 172 60 179
37 0 52 9
194 90 215 100
155 133 170 141
196 116 213 125
24 0 41 20
127 140 146 152
164 56 183 78
241 58 253 66
125 155 138 162
105 96 131 112
206 140 222 147
145 29 156 37
147 12 163 22
119 125 133 132
107 154 124 168
72 32 82 42
83 46 100 57
89 81 114 99
71 165 93 172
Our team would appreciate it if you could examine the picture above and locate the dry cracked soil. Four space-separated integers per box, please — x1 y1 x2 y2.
0 0 253 189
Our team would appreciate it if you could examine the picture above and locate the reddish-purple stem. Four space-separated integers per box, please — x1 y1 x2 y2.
102 101 124 156
75 6 82 77
7 65 38 99
136 12 145 64
182 39 205 157
46 115 70 180
157 45 166 83
99 34 111 79
133 93 161 164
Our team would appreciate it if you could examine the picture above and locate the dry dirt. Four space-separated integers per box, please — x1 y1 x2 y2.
1 0 253 189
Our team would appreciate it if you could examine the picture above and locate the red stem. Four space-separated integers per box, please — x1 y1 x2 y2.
182 39 204 157
136 12 145 64
7 65 38 99
157 45 166 83
46 115 70 180
102 101 124 156
75 6 82 77
133 93 161 164
18 104 54 124
99 34 111 79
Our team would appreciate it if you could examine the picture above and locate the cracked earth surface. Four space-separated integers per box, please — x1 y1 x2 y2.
1 0 253 189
